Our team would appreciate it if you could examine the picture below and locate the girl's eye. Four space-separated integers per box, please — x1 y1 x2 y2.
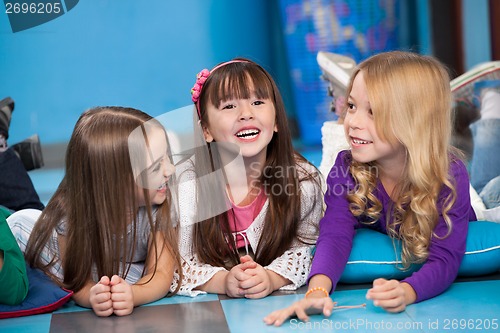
152 160 162 173
252 100 264 106
347 102 355 110
221 103 235 110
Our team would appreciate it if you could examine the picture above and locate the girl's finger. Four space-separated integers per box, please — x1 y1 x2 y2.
323 299 334 317
371 278 390 291
232 269 252 282
241 281 267 296
244 290 268 299
240 261 258 271
99 276 110 285
295 306 310 323
239 255 253 263
110 275 121 286
263 309 292 327
238 275 262 289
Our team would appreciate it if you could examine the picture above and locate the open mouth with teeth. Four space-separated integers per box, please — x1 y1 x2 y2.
351 137 372 145
235 129 260 140
157 182 167 191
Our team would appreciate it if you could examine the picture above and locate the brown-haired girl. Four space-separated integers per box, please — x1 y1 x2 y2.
8 107 182 316
174 58 323 298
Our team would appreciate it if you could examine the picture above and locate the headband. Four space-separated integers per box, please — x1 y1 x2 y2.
190 60 249 117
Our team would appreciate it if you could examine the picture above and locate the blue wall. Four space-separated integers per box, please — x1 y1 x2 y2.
1 0 494 146
0 0 277 144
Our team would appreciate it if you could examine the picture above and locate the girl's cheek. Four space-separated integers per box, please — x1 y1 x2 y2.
151 174 164 189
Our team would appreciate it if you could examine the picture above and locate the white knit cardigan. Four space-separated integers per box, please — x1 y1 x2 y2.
171 158 323 297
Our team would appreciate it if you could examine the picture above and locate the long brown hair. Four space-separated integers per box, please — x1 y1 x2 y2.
24 107 182 293
192 58 321 268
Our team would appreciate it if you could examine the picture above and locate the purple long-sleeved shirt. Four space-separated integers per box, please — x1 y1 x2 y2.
309 150 476 302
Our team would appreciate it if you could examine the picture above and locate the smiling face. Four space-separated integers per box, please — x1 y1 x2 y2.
202 82 277 162
344 71 406 167
130 126 175 206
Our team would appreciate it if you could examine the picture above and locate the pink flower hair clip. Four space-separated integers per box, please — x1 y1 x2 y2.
191 69 210 103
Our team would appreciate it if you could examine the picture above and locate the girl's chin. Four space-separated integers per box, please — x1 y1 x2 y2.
153 192 167 203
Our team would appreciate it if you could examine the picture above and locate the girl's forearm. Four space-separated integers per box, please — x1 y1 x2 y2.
197 270 229 294
72 280 95 308
132 270 171 306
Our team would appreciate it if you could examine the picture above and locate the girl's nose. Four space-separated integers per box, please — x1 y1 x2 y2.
347 111 364 129
163 159 175 178
239 104 254 120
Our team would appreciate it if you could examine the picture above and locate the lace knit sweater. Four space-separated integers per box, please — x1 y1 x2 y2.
171 157 323 296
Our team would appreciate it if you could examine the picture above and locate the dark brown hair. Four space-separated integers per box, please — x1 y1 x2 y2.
192 58 321 268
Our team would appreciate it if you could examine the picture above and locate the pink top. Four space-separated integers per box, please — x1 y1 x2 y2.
228 188 267 251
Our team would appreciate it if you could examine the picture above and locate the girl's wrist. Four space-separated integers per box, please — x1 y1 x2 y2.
265 268 291 291
400 282 417 305
305 286 329 298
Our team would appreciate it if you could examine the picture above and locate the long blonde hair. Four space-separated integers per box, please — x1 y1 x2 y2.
346 51 457 268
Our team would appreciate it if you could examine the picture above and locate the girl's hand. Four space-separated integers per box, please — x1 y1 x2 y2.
263 296 335 327
239 262 274 299
89 276 113 317
224 260 257 298
366 278 416 313
110 275 134 316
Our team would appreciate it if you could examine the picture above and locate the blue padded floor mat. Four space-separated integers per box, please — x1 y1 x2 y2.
1 279 499 333
9 147 499 332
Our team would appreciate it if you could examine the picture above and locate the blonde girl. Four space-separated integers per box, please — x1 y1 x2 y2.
265 51 476 325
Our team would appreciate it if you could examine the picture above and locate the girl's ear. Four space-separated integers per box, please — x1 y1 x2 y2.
274 123 278 133
203 126 214 143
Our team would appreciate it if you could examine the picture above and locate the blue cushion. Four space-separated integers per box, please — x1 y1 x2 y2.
460 221 500 276
339 221 500 283
0 264 73 319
